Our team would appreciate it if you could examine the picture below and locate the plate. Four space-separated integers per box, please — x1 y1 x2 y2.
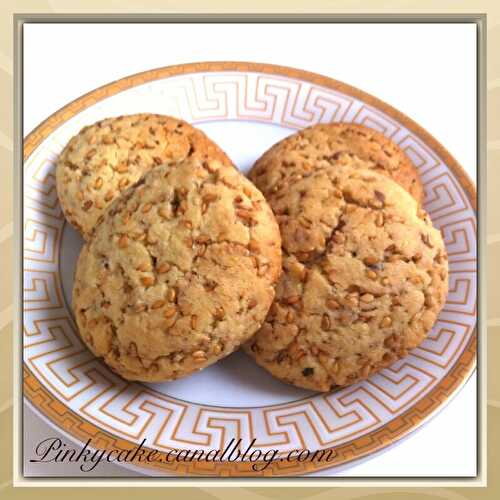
23 62 477 476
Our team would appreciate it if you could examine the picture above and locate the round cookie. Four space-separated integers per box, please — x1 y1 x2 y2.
249 122 424 204
56 113 231 239
244 165 447 391
73 158 282 382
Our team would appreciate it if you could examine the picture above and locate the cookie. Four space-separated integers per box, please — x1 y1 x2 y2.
72 158 282 382
244 165 447 391
249 122 424 204
56 113 231 239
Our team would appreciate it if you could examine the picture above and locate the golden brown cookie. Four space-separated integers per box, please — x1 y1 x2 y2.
56 113 231 239
244 165 447 391
249 122 424 204
73 158 282 382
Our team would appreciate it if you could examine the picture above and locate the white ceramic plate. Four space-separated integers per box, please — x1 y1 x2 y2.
23 62 477 476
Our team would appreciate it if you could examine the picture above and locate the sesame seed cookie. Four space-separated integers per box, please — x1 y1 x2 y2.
56 113 231 239
72 158 282 382
244 165 447 391
249 122 424 204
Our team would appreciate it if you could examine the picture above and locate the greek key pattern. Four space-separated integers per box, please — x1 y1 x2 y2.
23 64 477 476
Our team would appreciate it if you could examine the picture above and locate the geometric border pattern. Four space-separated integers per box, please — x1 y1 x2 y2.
23 61 477 476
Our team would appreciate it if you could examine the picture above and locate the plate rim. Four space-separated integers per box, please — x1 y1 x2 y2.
22 61 477 476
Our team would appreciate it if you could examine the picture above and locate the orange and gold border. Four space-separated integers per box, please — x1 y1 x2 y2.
22 61 477 476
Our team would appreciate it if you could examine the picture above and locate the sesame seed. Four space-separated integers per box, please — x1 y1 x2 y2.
203 193 218 203
363 256 379 266
248 239 260 252
141 276 155 287
326 298 340 310
167 288 176 302
118 235 128 248
321 314 331 331
192 350 206 361
380 316 392 328
164 306 176 318
85 149 96 160
361 293 374 303
158 207 170 219
115 163 129 173
157 262 171 274
214 307 225 320
190 315 198 329
196 234 210 244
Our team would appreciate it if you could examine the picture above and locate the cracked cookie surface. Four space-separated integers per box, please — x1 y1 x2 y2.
244 165 447 391
73 158 282 382
249 122 424 204
56 113 231 239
